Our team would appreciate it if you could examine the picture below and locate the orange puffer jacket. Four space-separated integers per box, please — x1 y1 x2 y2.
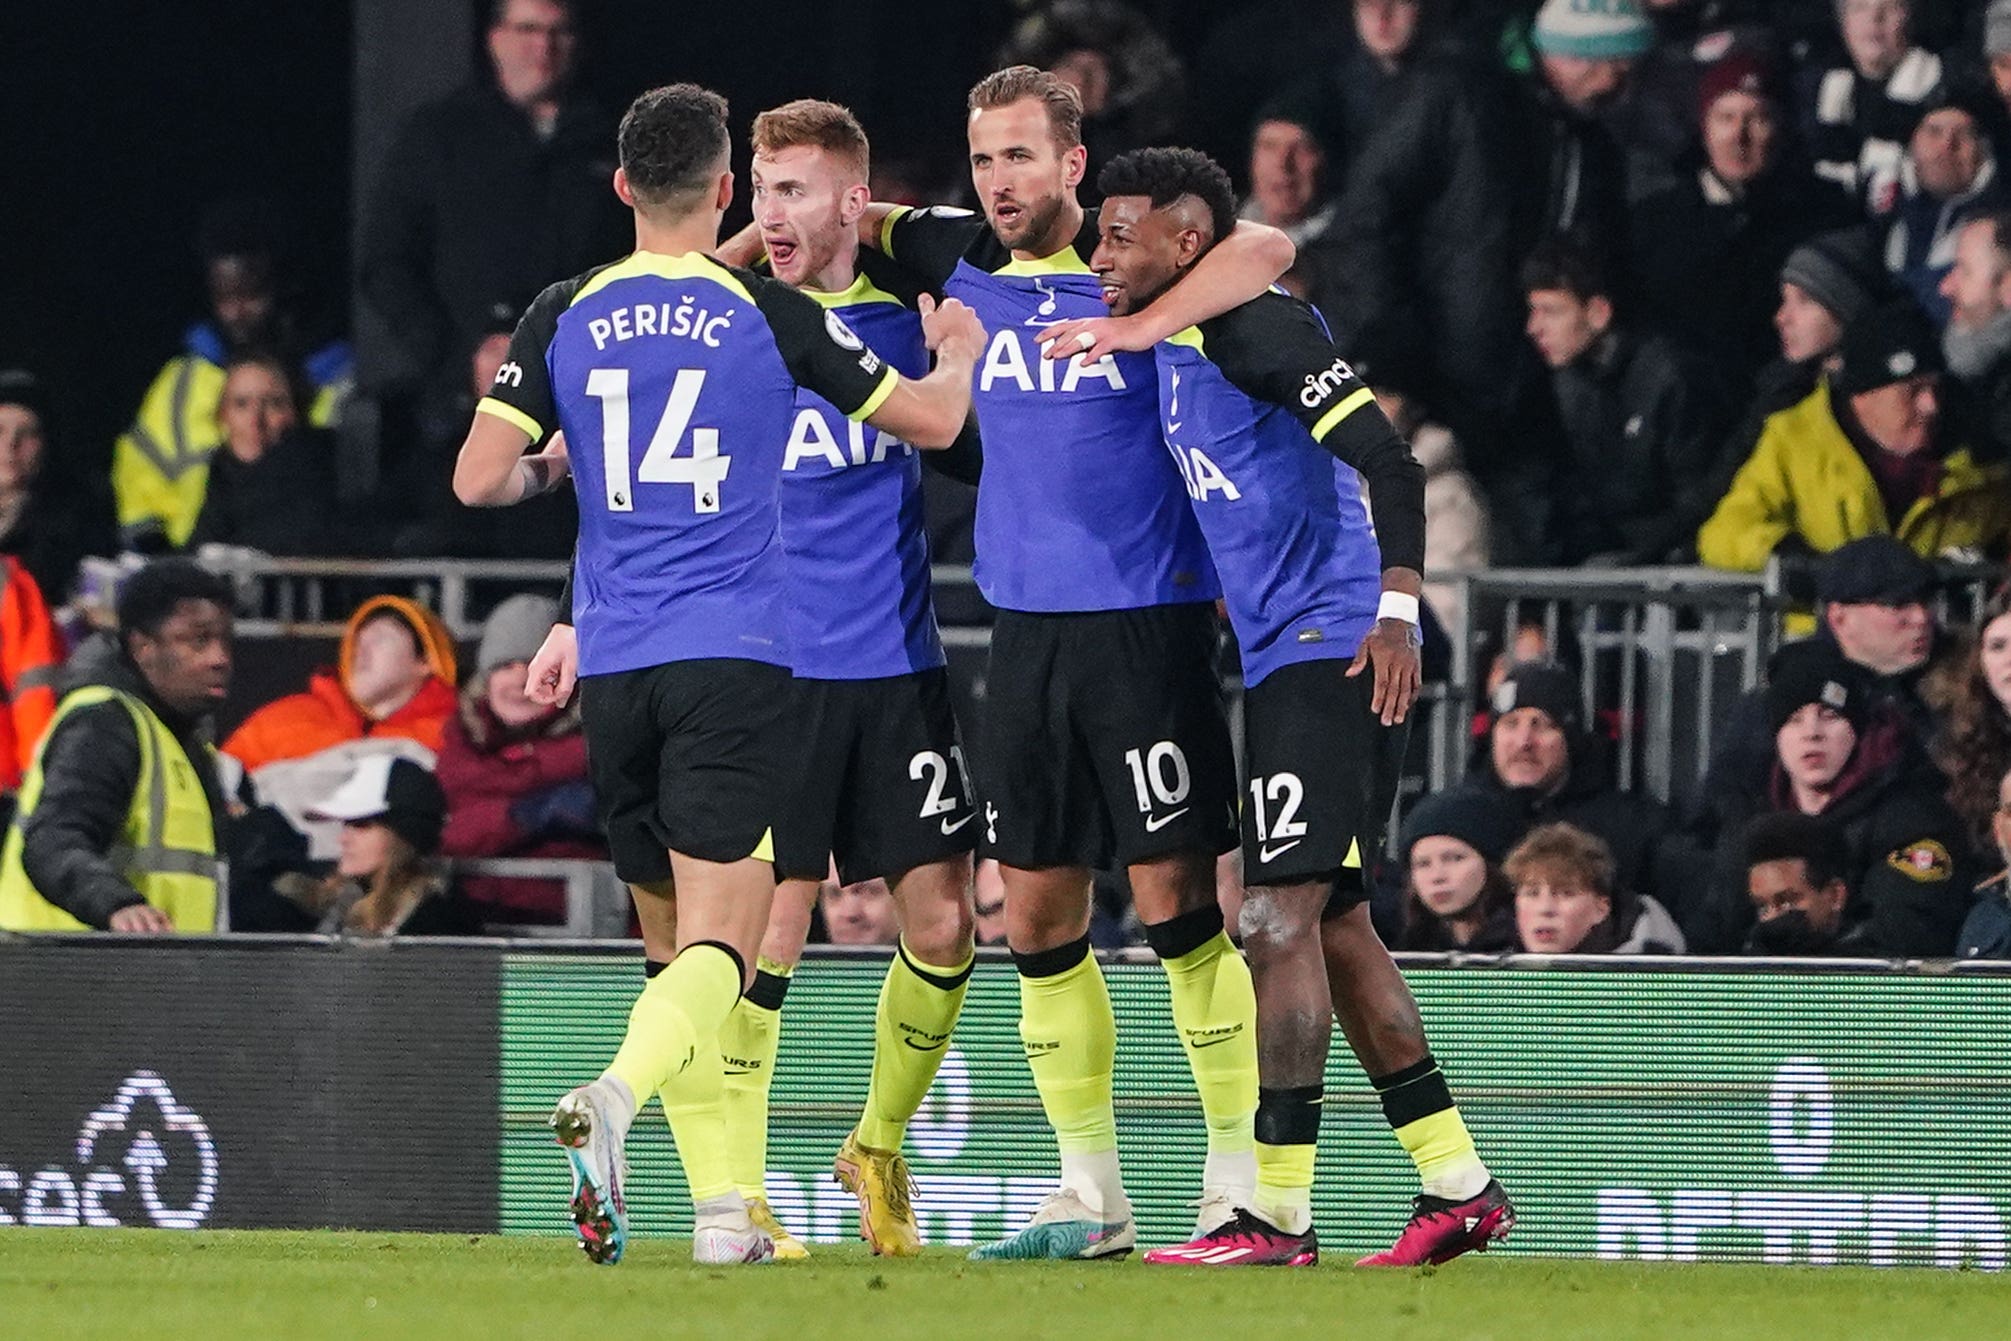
224 596 460 772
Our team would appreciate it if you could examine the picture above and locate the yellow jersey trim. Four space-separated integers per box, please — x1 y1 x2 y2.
569 250 757 308
1164 325 1206 352
749 827 775 863
1342 837 1362 871
996 246 1091 277
1311 386 1376 443
878 206 910 260
800 272 904 311
475 397 543 441
848 366 900 423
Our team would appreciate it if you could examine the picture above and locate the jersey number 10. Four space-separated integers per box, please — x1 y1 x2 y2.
586 367 731 514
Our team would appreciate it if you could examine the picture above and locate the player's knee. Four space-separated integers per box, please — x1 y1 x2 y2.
899 887 975 964
1128 851 1219 922
1238 885 1323 955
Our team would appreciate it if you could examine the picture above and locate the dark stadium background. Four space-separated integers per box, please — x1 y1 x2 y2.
1 0 1234 518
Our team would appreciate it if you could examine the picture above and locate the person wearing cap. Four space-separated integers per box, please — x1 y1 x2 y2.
1689 645 1971 954
222 595 459 862
1520 227 1731 565
1395 788 1521 952
1451 661 1677 914
1802 0 1945 204
436 592 602 923
1241 94 1340 249
286 755 474 937
1698 296 2011 574
112 198 351 554
1870 82 2008 325
1629 48 1859 392
0 558 233 934
1321 0 1647 556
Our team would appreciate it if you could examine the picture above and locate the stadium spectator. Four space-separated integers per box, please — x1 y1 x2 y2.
820 876 901 947
1697 298 2011 573
1359 342 1489 634
1988 2 2011 125
437 593 601 923
1302 0 1437 161
1929 585 2011 853
1738 811 1863 954
1602 3 1777 203
1521 231 1731 564
186 352 339 557
1801 0 1944 203
1955 762 2011 958
1689 647 1973 953
1456 662 1675 908
287 755 475 937
1506 822 1686 954
1629 50 1857 390
1181 0 1357 173
1937 211 2011 457
114 199 351 553
359 0 624 409
996 0 1184 181
1870 86 2006 325
224 596 457 860
1395 788 1522 952
1240 95 1340 250
1322 0 1648 556
0 556 62 800
0 369 106 603
0 559 232 934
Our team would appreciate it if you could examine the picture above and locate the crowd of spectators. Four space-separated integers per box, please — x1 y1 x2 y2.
5 0 2011 954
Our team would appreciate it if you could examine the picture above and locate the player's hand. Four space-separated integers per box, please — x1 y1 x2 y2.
1346 618 1422 726
109 903 173 935
1036 314 1147 361
919 294 985 362
526 622 579 708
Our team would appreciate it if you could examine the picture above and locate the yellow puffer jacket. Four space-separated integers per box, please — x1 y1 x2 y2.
1697 380 2011 571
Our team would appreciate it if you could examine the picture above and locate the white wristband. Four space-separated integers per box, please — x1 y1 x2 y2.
1377 591 1421 626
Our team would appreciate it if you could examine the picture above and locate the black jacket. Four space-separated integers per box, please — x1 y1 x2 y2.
1688 720 1974 956
188 428 340 556
0 482 113 604
1629 165 1857 394
18 664 226 929
1550 329 1731 564
359 83 627 386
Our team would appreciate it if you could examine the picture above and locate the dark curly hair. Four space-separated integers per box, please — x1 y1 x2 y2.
1095 147 1238 249
1932 585 2011 849
618 84 730 213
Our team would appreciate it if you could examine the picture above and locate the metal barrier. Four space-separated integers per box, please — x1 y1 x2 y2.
450 858 629 939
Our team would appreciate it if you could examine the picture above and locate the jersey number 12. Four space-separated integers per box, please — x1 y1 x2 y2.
586 367 731 514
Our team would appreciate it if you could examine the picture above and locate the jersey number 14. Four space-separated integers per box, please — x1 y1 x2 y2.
586 368 731 514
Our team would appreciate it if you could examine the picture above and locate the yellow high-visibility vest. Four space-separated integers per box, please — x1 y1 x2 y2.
0 686 220 932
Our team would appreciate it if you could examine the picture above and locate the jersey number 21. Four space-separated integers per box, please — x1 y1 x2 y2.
586 368 731 514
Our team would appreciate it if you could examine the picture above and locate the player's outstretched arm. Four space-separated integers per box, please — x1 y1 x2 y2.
862 295 984 449
714 220 764 268
1038 220 1295 359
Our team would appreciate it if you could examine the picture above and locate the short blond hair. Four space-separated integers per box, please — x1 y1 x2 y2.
1504 823 1615 898
751 99 870 180
968 64 1083 150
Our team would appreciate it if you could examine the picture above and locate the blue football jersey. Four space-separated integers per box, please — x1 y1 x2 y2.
880 206 1217 613
1156 292 1424 687
779 258 946 680
478 251 897 678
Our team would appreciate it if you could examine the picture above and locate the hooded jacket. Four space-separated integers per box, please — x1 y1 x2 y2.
223 595 459 773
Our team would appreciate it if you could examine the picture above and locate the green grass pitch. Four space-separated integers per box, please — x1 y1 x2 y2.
3 1230 2007 1340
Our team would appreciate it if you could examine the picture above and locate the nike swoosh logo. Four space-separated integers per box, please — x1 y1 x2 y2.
902 1037 949 1052
940 813 975 835
1259 839 1303 862
1188 1033 1240 1049
1143 808 1189 832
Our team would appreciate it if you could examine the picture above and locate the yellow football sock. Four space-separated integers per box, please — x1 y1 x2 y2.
1377 1056 1490 1201
1159 928 1258 1154
856 941 973 1151
1253 1141 1317 1236
1017 937 1117 1154
719 958 793 1200
604 942 743 1204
